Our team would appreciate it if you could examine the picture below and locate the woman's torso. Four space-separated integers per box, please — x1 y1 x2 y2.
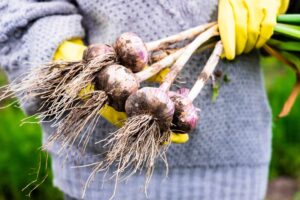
45 0 271 172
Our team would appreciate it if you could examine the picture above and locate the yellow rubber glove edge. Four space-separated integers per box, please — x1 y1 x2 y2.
218 0 236 60
229 0 248 55
53 38 86 61
278 0 289 14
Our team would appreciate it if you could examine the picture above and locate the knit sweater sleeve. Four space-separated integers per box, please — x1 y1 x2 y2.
0 0 85 75
0 0 85 114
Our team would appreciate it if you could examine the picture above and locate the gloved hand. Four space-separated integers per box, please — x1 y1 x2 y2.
53 39 189 144
218 0 290 60
53 39 87 61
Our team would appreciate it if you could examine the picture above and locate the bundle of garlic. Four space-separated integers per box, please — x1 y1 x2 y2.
0 22 218 153
84 41 223 195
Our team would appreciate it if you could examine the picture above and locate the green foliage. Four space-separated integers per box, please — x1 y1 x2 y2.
261 56 300 179
0 70 63 200
294 191 300 200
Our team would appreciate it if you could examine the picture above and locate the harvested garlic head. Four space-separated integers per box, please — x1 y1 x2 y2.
83 43 116 63
169 90 199 133
125 87 175 132
95 64 139 112
115 32 148 72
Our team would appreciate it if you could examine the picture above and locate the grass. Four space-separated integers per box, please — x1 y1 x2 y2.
262 56 300 179
0 55 299 199
0 71 63 200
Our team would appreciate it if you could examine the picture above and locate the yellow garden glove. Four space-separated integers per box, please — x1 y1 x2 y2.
218 0 290 60
53 39 86 61
145 66 170 83
53 39 189 144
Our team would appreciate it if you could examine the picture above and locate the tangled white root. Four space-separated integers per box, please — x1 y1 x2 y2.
82 114 171 199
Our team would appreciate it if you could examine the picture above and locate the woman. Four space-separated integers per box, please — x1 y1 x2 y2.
0 0 296 199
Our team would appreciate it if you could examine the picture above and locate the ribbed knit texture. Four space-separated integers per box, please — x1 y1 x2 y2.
0 0 272 199
54 155 269 200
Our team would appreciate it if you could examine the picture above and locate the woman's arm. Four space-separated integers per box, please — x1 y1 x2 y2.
0 0 85 75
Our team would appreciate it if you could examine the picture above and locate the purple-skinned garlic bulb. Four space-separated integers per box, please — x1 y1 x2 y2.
168 89 199 133
125 87 175 132
115 32 149 72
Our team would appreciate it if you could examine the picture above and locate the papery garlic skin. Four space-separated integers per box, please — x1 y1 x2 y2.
169 90 199 133
115 32 149 72
96 64 140 112
125 87 175 132
83 44 116 63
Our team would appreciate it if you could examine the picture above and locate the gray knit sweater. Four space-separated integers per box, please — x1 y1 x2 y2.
0 0 272 199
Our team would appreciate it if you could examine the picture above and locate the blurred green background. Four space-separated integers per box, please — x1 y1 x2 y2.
0 56 299 200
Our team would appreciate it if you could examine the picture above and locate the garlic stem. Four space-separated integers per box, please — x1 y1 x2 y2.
150 48 180 63
135 48 185 82
146 22 216 51
188 41 223 101
159 25 219 92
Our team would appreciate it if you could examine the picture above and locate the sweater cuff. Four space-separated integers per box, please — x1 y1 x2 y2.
51 152 269 200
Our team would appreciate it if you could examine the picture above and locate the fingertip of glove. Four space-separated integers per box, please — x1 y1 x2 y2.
223 51 235 60
170 133 189 144
278 0 290 14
